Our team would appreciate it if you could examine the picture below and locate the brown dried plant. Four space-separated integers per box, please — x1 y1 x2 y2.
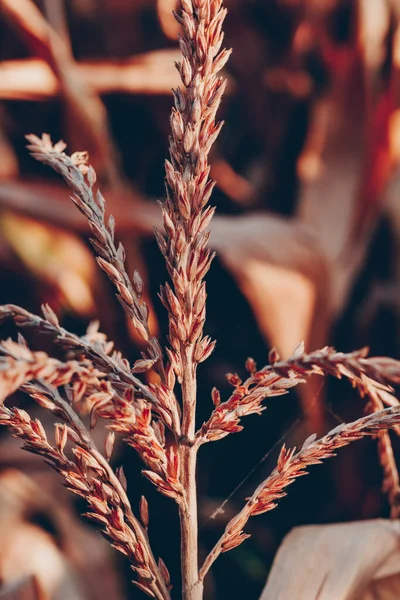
1 1 400 599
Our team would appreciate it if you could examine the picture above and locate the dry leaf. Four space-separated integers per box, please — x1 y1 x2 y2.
211 213 331 359
0 469 124 600
260 519 400 600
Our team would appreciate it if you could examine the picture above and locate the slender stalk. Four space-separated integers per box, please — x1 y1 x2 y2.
179 445 202 599
179 346 202 599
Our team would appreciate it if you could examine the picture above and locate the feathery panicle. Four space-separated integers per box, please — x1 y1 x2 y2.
157 2 231 597
0 304 181 432
25 133 168 385
199 406 400 581
199 345 400 443
0 349 170 599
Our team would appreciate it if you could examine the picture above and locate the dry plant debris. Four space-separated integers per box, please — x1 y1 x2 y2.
1 1 400 599
260 520 400 600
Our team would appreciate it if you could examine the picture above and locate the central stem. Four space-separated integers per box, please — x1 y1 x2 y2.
179 345 203 600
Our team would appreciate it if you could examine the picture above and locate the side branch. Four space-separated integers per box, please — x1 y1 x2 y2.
25 134 167 382
0 323 183 501
198 345 400 443
198 405 400 582
0 304 181 432
0 338 103 401
0 347 171 598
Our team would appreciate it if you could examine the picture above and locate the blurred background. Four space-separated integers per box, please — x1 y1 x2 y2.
1 0 400 598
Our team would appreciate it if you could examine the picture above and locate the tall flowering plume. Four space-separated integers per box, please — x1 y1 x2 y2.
1 1 400 599
155 2 231 599
1 2 233 596
158 0 231 378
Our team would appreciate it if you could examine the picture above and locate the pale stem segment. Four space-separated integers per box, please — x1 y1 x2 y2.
179 345 203 600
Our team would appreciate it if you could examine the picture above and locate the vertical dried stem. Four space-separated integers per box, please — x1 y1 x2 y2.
179 444 201 598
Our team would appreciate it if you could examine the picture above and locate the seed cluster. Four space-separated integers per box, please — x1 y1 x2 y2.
198 406 400 581
0 341 170 598
199 345 400 443
158 0 230 380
